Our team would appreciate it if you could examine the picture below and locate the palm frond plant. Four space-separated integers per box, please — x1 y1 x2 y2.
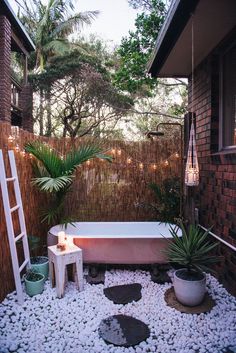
166 221 219 274
165 220 220 306
25 141 112 225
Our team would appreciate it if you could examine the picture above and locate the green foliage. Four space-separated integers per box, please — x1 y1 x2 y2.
113 0 167 95
166 222 220 274
149 177 181 222
25 141 112 225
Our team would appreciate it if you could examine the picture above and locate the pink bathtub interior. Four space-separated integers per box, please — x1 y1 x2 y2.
48 222 180 264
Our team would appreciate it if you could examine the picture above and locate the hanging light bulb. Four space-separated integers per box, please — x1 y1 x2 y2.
164 160 169 166
174 152 180 159
185 121 199 186
127 157 132 164
86 160 91 166
117 149 122 156
152 163 157 170
29 153 33 159
139 162 144 170
8 135 14 143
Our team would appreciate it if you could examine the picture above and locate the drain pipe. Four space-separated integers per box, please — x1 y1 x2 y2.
199 225 236 252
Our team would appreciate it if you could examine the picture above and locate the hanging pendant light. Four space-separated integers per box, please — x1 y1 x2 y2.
184 15 199 187
185 120 199 186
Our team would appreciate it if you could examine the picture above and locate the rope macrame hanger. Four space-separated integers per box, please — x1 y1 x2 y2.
185 14 199 186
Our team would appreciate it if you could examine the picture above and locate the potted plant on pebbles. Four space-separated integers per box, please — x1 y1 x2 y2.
24 269 45 297
28 235 49 281
166 222 220 306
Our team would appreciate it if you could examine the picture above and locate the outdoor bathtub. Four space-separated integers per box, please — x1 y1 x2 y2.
48 222 180 264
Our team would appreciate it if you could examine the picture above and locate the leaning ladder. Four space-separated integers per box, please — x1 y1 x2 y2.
0 150 31 304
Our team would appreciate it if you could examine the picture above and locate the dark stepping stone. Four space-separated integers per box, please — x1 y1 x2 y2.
225 348 236 353
104 283 142 304
86 270 105 285
151 270 171 284
164 287 216 314
98 314 150 347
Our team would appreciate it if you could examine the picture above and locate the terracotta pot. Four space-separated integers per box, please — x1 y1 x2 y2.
173 269 206 306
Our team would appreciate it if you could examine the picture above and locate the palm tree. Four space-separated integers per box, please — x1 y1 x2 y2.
16 0 98 71
25 141 112 225
16 0 98 135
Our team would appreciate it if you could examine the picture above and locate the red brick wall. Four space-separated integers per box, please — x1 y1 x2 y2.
19 84 33 132
187 44 236 295
0 15 11 122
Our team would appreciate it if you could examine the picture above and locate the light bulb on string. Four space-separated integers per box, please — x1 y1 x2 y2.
139 162 144 170
127 157 132 164
174 152 180 159
164 160 169 166
86 160 91 166
117 149 122 156
8 135 14 143
152 163 157 170
29 153 33 159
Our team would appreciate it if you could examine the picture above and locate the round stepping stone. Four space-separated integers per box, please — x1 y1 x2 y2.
104 283 142 304
164 287 216 314
98 314 150 347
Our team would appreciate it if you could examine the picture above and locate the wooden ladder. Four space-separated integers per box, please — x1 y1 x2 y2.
0 150 31 304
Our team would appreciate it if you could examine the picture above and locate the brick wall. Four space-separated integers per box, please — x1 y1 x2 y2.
187 42 236 296
19 84 33 132
0 15 11 122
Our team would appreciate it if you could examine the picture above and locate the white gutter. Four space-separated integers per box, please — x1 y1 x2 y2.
199 225 236 252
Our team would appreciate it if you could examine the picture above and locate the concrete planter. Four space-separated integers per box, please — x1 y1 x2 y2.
25 273 45 297
173 269 206 306
30 256 49 281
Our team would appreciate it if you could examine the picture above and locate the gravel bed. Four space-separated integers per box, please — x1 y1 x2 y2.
0 270 236 353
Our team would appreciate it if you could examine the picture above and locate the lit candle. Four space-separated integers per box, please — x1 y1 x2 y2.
58 231 65 244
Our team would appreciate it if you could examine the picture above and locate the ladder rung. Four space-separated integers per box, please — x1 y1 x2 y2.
15 232 25 242
6 177 16 182
19 259 29 273
10 205 20 213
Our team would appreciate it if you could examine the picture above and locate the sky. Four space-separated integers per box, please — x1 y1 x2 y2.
10 0 138 46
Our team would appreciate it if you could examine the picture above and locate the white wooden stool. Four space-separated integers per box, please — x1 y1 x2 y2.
48 245 83 298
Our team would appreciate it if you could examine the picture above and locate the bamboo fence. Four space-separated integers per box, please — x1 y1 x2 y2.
0 122 181 301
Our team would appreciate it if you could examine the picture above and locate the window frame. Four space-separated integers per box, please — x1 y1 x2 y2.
219 40 236 152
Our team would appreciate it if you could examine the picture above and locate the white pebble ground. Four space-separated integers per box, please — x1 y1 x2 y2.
0 270 236 353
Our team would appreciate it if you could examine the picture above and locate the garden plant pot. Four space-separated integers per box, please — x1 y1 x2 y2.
30 256 49 281
25 273 45 297
173 269 206 306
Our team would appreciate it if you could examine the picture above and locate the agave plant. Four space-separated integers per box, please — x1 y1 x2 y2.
25 141 112 225
166 221 220 274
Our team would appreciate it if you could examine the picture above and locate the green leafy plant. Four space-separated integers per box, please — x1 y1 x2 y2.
137 177 180 222
25 141 112 225
166 221 220 274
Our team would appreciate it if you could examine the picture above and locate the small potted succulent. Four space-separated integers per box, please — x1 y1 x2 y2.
166 221 219 306
24 269 45 297
28 235 49 281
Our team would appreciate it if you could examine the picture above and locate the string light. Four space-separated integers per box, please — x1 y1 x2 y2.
174 152 180 159
29 153 33 159
86 160 91 166
127 157 132 164
8 135 14 143
21 150 26 157
152 163 157 170
117 149 122 156
111 148 116 155
139 163 144 170
164 160 169 166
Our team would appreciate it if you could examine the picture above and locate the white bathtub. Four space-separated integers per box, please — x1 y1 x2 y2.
48 222 180 264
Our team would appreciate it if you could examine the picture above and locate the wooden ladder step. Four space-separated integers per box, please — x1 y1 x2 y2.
19 259 29 273
10 204 20 213
15 232 25 242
